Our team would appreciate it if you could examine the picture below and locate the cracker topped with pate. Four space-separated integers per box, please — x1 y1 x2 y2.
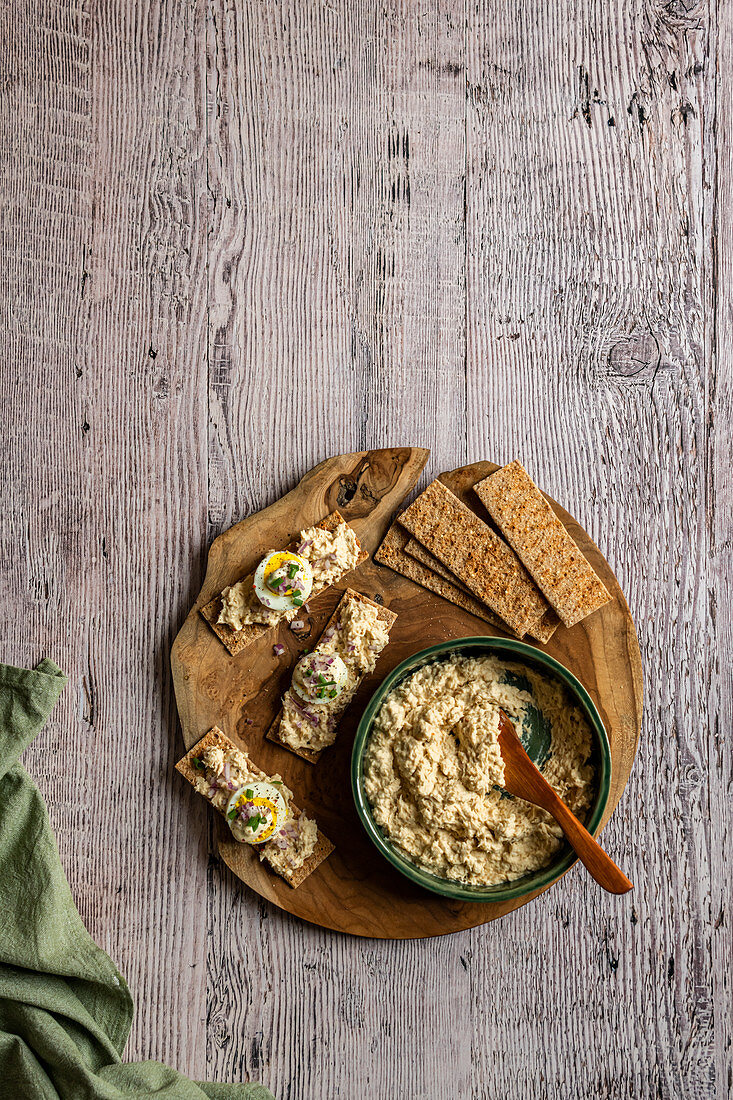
176 727 334 888
201 510 368 655
267 588 397 763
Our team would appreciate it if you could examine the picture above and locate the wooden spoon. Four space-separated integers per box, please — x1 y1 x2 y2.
497 710 633 895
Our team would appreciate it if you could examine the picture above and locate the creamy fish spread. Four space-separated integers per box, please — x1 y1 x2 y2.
218 521 361 631
192 744 317 872
279 594 391 752
364 655 594 886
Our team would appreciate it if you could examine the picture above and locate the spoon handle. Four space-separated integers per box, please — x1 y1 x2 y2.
542 788 633 894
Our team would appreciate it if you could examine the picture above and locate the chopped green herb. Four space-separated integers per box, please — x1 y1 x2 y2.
227 809 237 820
329 689 338 698
272 780 282 787
317 674 327 685
191 757 203 770
248 814 261 831
292 596 303 607
287 562 298 579
245 789 254 799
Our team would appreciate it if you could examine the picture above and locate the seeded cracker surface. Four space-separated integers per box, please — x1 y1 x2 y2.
474 461 611 628
375 524 506 628
397 480 559 640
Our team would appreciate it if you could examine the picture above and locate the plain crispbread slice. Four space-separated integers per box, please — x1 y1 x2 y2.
200 510 368 656
374 524 506 628
175 727 334 888
379 526 558 643
404 535 558 644
529 605 563 645
405 536 472 588
403 536 506 612
397 480 560 640
267 588 397 763
474 461 611 628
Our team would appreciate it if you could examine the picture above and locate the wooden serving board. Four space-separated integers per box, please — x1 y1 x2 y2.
171 449 643 939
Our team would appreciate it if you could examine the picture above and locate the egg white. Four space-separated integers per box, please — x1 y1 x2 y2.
226 781 288 845
292 652 349 705
253 550 313 611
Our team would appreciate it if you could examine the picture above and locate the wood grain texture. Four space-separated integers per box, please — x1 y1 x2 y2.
0 0 729 1097
172 452 640 937
0 0 211 1075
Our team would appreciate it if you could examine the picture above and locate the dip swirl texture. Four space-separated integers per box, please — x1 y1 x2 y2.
364 655 594 886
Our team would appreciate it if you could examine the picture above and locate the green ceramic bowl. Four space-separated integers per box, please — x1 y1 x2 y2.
351 636 611 903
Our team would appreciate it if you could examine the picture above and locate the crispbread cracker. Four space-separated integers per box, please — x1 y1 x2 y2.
405 536 478 593
402 534 556 642
375 524 506 629
398 480 560 640
175 727 260 786
474 461 611 628
283 808 336 889
531 607 563 645
176 727 334 887
267 588 397 763
267 707 320 764
200 510 368 656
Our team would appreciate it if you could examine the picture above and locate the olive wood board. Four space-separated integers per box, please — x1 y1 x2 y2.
171 448 643 939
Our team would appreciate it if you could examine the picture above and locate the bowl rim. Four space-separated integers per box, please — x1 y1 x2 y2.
351 635 612 903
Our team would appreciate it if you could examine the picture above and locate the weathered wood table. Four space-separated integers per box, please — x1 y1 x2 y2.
2 2 730 1097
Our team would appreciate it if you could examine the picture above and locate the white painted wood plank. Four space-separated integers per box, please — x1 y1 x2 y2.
465 1 724 1098
0 0 210 1076
206 0 468 536
0 0 729 1095
709 0 733 1094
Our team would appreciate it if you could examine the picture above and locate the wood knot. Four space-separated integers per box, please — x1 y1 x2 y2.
607 331 662 383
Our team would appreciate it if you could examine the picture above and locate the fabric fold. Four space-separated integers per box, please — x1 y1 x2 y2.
0 659 273 1099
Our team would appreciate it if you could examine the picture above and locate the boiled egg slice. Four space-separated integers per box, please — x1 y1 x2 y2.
292 652 349 705
253 550 313 612
226 781 288 845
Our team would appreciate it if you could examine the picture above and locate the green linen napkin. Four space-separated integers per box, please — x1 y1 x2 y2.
0 659 274 1100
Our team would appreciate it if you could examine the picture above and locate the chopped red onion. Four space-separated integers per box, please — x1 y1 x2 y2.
290 620 305 631
289 697 319 726
273 643 285 656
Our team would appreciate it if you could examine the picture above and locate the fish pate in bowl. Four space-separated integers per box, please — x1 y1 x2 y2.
351 637 611 902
